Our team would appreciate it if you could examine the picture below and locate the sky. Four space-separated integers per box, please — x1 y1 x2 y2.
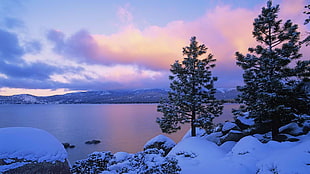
0 0 309 96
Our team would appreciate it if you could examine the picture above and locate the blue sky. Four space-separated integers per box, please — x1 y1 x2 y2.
0 0 308 96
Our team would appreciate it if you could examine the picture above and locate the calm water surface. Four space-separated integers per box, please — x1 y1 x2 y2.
0 104 238 164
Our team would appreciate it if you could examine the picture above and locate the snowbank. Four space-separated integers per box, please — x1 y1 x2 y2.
0 127 67 163
169 136 225 174
0 127 68 173
168 131 310 174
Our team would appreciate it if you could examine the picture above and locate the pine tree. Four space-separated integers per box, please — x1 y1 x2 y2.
302 4 310 46
157 36 223 137
235 0 309 140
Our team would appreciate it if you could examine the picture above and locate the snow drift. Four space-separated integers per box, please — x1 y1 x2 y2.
0 127 69 173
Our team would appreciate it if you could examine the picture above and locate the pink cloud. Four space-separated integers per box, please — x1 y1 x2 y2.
92 25 187 70
48 0 309 88
53 1 308 70
89 6 256 72
87 4 260 88
117 3 133 24
280 0 306 19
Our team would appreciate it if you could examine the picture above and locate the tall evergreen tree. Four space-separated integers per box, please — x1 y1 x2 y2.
302 4 310 46
235 0 309 140
157 37 223 137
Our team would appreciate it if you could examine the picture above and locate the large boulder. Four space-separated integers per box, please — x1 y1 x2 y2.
205 132 223 145
279 122 304 136
2 160 71 174
144 135 176 156
222 122 240 134
220 130 245 144
302 119 310 134
0 127 70 174
231 136 263 155
235 116 255 130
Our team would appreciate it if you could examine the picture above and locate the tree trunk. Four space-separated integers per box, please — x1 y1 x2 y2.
271 114 280 140
191 109 196 136
191 79 197 137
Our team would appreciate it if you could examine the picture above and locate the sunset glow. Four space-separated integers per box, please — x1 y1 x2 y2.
0 0 308 96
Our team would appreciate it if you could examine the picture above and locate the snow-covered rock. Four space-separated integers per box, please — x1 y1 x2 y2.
279 122 304 136
219 141 236 153
168 131 310 174
222 122 240 133
205 132 223 145
302 119 310 134
220 130 245 143
231 136 264 156
144 135 176 156
253 132 272 143
235 116 255 130
0 127 70 173
168 137 224 174
113 152 131 163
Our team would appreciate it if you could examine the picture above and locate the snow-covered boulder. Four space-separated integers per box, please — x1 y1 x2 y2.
253 133 272 143
222 122 240 134
144 135 176 156
279 122 304 136
0 127 70 174
113 152 131 163
235 116 255 130
167 132 310 174
231 136 264 156
219 141 236 153
220 130 245 144
302 119 310 134
205 132 223 145
168 137 224 174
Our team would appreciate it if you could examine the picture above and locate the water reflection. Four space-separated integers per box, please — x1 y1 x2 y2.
0 104 238 164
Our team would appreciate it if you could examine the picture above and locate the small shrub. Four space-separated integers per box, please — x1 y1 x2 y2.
71 149 181 174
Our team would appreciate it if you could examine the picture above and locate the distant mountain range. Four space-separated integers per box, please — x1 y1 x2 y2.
0 88 240 104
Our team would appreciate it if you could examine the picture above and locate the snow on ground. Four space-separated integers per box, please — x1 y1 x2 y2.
0 127 67 163
168 129 310 174
169 136 225 174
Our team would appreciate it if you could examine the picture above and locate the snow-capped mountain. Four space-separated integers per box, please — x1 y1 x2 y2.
0 88 239 104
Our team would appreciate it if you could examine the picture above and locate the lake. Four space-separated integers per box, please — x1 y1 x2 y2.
0 104 239 164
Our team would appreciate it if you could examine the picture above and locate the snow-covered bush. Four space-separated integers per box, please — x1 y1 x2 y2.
71 151 113 174
143 135 176 156
128 148 181 174
71 149 181 174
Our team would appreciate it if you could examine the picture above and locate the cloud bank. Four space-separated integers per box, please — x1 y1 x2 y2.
46 4 260 88
0 0 308 95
